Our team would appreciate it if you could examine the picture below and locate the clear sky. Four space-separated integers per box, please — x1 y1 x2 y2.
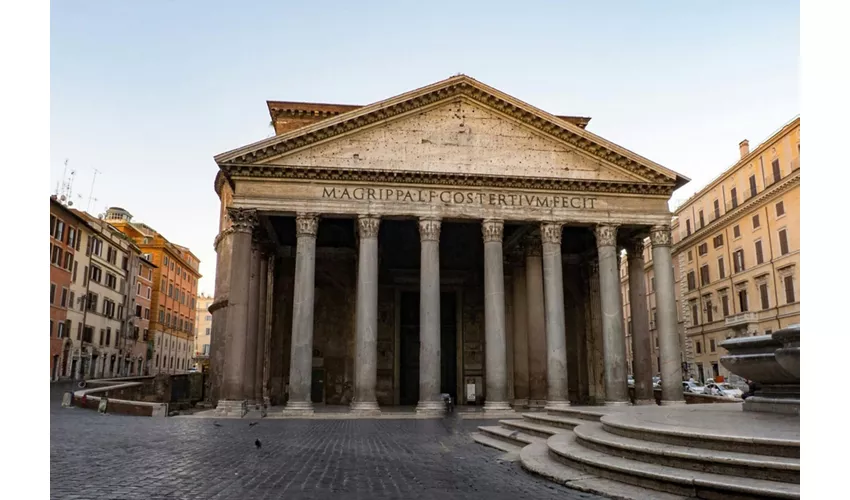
50 1 799 295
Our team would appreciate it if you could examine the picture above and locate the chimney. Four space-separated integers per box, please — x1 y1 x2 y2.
739 139 750 159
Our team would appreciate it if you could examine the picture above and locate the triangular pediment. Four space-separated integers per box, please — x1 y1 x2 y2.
214 75 689 194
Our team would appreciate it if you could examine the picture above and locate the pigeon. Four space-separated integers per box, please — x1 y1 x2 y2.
255 439 262 449
248 421 258 427
213 421 222 428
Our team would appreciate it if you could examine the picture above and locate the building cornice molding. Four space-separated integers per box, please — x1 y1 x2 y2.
672 172 800 254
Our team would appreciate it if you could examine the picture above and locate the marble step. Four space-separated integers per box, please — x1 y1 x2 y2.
548 432 800 499
477 425 543 447
521 412 586 430
519 441 688 500
601 413 800 459
574 422 799 484
546 406 607 422
498 419 564 438
471 432 523 454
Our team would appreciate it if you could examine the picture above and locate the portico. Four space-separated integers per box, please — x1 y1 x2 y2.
208 75 689 416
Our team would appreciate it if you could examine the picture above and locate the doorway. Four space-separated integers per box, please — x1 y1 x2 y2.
398 290 458 405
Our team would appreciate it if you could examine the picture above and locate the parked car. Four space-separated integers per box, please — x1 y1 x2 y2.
682 380 706 394
705 382 743 398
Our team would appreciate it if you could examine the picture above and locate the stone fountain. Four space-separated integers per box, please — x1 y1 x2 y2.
719 324 800 414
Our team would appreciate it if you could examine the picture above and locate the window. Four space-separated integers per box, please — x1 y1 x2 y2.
733 249 745 273
652 308 657 327
705 299 714 323
136 305 143 317
72 261 78 282
137 282 142 295
205 327 211 336
83 326 94 343
87 292 98 312
700 265 710 286
730 188 738 208
687 250 693 262
106 328 112 346
778 229 790 255
51 246 62 266
77 323 82 340
105 273 117 289
784 275 796 303
99 329 105 345
718 257 726 279
755 240 764 265
50 283 56 304
733 225 741 239
759 283 770 310
67 227 76 248
146 286 151 299
687 271 696 291
713 234 723 248
698 210 705 228
650 277 655 292
166 313 171 325
713 199 720 219
721 294 730 317
144 308 150 320
710 339 716 352
776 201 785 217
57 321 65 338
691 302 700 326
748 174 757 197
69 291 75 309
122 256 129 271
686 220 692 236
159 310 165 322
752 214 760 229
63 252 73 271
143 329 149 341
169 283 173 297
92 238 102 256
90 265 102 283
107 246 117 265
50 214 56 236
54 219 65 241
698 243 708 256
738 289 749 312
772 159 781 183
205 314 212 321
60 288 68 308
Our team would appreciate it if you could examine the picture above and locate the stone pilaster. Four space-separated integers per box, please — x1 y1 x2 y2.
524 231 547 408
216 208 258 417
627 238 654 405
416 217 444 414
596 224 629 406
650 225 685 405
482 220 511 412
541 222 570 410
351 215 381 414
284 213 319 415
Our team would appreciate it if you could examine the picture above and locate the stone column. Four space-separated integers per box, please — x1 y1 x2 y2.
253 248 269 405
351 215 381 414
650 225 685 405
541 222 570 410
242 237 261 404
284 213 319 414
216 208 257 416
525 233 547 408
596 225 629 406
586 258 606 404
482 219 511 412
512 261 529 407
262 254 275 405
628 238 654 405
416 217 443 414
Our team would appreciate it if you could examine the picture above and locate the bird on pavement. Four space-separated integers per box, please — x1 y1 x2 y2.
255 439 262 449
213 421 222 427
248 421 258 427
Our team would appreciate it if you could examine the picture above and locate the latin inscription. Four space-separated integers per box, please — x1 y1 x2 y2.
321 187 597 209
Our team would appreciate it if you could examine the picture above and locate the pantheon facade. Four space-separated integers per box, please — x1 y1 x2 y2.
209 75 690 416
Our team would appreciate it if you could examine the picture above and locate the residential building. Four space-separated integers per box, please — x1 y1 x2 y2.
50 197 83 380
108 208 201 374
672 117 800 385
131 254 157 375
194 293 214 370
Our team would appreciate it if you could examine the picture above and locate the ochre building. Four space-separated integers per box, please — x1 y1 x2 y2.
209 75 691 416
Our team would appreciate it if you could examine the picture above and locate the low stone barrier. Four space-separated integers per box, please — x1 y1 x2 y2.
628 386 741 405
63 373 204 417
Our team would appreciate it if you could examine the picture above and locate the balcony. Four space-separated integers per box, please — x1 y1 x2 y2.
725 312 759 328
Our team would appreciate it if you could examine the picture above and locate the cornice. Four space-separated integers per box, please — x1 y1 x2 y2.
672 172 800 254
215 76 686 188
222 163 675 196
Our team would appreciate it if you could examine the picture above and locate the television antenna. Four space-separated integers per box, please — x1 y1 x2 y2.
86 168 102 213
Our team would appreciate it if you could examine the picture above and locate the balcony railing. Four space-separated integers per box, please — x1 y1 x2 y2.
724 312 759 327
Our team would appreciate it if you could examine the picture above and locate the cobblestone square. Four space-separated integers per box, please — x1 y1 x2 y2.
50 384 601 500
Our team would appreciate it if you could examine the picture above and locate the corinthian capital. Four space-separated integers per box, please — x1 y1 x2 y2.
481 219 504 243
540 222 564 245
524 232 542 257
594 224 618 248
649 225 672 247
357 215 381 239
418 217 441 242
227 208 258 234
295 213 319 238
628 238 645 258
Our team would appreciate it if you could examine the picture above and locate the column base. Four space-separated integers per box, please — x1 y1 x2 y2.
634 399 657 406
415 400 445 415
604 401 632 407
483 401 513 413
544 401 572 411
282 400 314 415
513 398 529 409
527 399 547 409
215 399 247 417
660 399 687 406
350 401 381 415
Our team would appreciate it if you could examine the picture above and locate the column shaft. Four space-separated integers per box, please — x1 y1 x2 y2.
242 241 261 402
512 264 529 406
650 226 685 404
253 252 269 404
416 218 443 414
628 239 654 405
351 216 381 414
596 225 629 405
483 220 511 412
284 214 319 414
525 233 547 407
542 223 570 410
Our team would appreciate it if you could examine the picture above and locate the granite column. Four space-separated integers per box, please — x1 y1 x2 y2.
628 238 654 405
351 215 381 414
541 222 570 410
650 225 686 405
596 225 629 406
416 217 444 414
482 219 511 412
525 232 547 408
253 248 269 405
242 237 261 404
511 262 529 407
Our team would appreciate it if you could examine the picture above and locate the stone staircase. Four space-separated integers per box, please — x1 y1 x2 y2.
472 406 799 499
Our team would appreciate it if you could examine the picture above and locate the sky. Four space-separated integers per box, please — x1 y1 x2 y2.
50 1 799 295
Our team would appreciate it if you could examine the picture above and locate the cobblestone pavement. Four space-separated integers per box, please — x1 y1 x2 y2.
50 383 603 500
